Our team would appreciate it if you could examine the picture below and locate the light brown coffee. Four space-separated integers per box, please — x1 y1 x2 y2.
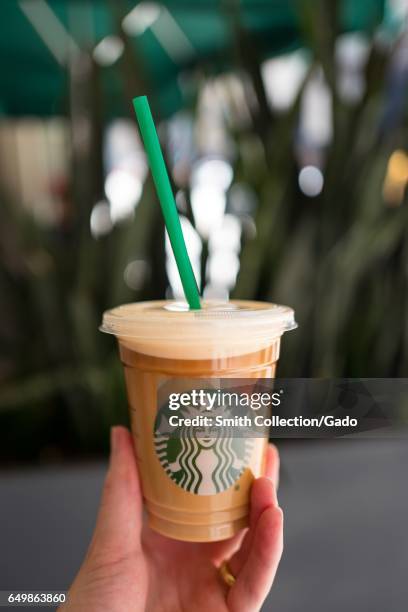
101 300 296 542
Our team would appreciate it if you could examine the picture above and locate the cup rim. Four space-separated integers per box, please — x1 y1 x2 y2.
100 299 297 340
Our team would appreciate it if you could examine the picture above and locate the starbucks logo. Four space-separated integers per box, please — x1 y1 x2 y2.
154 391 254 495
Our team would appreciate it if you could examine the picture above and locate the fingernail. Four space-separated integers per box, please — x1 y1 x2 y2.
266 478 279 507
265 476 279 505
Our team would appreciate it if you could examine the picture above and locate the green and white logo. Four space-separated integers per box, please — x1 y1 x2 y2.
154 390 254 495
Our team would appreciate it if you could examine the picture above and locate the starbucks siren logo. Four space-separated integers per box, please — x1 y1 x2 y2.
154 390 254 495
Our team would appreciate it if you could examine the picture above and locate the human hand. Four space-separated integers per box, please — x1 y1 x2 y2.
61 426 283 612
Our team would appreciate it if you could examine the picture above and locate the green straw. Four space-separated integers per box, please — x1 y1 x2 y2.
133 96 201 310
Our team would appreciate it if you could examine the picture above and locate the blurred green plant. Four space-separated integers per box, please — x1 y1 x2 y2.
0 2 407 461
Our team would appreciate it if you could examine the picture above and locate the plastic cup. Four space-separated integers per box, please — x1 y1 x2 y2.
101 299 296 542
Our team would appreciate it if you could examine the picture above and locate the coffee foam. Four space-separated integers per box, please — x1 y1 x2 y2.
120 334 276 359
101 300 296 360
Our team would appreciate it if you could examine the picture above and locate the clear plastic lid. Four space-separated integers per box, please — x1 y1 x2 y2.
101 300 296 342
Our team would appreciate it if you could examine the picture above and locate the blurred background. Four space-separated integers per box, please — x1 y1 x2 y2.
1 0 408 461
0 2 408 610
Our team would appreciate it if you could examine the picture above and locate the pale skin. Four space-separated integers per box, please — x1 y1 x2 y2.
60 426 283 612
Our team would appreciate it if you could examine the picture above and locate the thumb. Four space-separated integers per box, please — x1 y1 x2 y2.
87 426 144 564
228 504 283 612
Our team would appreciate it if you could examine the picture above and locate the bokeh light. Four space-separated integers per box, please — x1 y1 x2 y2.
190 185 226 239
165 216 202 298
105 169 142 223
262 50 309 111
93 36 124 66
124 260 150 291
90 200 112 238
298 165 324 197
